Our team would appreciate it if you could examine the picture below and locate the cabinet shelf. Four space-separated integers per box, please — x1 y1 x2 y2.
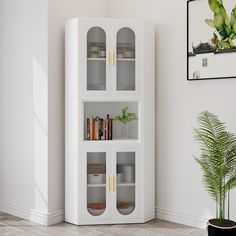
87 58 106 61
87 58 135 62
117 58 135 62
87 183 135 188
83 139 139 144
87 183 106 187
117 183 135 187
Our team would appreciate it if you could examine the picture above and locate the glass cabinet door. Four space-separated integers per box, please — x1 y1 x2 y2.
116 28 136 91
87 27 107 91
116 152 136 215
87 152 107 216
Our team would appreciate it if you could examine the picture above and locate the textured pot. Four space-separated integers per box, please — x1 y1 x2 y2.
208 220 236 236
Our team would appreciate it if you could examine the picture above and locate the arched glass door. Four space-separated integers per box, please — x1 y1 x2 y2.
116 152 136 215
87 27 106 91
116 28 135 91
87 152 106 216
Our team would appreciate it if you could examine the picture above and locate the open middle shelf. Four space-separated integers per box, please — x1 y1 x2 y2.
83 101 139 141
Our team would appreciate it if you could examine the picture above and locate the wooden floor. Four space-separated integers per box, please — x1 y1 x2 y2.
0 212 207 236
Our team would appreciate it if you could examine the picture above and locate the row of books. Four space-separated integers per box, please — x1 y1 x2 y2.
87 115 113 140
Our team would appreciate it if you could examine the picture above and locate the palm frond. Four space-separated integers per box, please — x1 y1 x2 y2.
194 111 236 221
195 156 220 200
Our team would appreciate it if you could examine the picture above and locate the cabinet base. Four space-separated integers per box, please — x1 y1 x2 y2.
65 217 155 226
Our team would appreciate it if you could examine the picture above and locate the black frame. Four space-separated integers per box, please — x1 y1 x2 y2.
187 0 236 81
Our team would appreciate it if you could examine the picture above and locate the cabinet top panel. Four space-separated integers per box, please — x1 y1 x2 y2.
66 17 154 26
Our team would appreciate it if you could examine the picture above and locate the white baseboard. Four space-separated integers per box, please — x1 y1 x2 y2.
0 201 207 228
155 207 208 229
47 210 65 226
0 201 64 226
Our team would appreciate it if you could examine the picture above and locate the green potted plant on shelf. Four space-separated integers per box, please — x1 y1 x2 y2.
113 106 138 139
194 111 236 236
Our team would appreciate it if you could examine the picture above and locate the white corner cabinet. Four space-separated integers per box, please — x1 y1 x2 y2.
65 18 155 225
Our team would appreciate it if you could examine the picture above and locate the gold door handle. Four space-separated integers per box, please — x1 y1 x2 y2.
108 176 111 192
112 176 116 192
108 50 111 66
112 51 116 66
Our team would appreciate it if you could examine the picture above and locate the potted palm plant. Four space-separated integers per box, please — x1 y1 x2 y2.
194 111 236 236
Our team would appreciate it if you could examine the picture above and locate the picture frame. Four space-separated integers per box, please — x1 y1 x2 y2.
187 0 236 80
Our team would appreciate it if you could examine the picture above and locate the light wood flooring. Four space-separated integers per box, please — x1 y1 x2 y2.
0 212 207 236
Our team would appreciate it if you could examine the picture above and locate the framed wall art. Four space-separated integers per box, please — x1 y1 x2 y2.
187 0 236 80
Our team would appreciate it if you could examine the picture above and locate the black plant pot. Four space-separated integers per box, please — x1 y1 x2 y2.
208 220 236 236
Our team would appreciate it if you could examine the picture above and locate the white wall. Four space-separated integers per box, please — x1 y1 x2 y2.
0 0 49 222
108 0 236 228
0 0 108 225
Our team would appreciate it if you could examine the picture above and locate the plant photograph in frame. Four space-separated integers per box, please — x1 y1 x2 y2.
187 0 236 80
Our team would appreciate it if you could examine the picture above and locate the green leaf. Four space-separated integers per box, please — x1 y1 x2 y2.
205 19 215 28
225 15 230 25
233 21 236 32
218 40 230 49
214 14 225 30
113 106 138 124
231 35 236 40
209 0 221 14
232 5 236 15
230 12 235 27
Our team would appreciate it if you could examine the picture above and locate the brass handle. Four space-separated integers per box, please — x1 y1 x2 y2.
112 51 116 66
108 50 111 66
112 176 116 192
108 176 111 192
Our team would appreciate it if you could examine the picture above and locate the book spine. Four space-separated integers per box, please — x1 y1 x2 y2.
99 119 103 140
97 117 99 140
109 118 112 140
104 119 107 140
103 119 105 140
98 118 100 140
87 118 90 140
107 115 109 140
101 119 104 140
90 118 92 140
110 118 112 140
95 118 98 140
92 118 95 140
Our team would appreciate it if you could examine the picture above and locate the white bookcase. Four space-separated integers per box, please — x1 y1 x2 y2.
65 18 155 225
